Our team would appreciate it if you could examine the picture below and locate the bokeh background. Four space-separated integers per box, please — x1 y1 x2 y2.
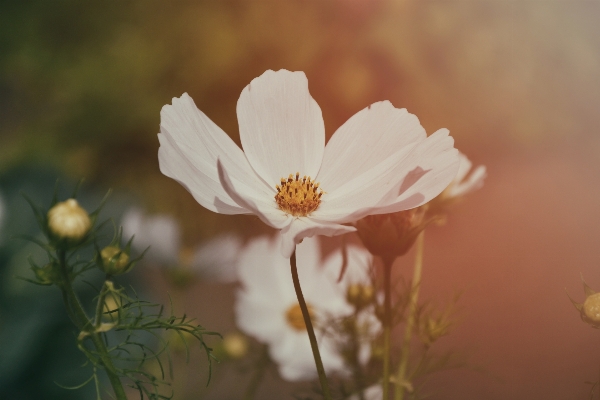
1 1 600 399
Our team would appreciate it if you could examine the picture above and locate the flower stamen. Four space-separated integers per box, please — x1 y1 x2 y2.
275 172 323 217
286 303 315 331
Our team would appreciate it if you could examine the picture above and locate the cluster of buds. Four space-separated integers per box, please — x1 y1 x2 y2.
346 283 375 310
24 188 144 283
570 278 600 328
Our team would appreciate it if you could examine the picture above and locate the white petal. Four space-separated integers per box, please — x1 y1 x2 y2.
311 143 419 222
454 152 473 184
158 133 246 214
374 128 460 214
218 159 291 229
191 234 242 283
449 164 487 198
237 70 325 185
279 218 356 258
322 243 373 289
236 236 292 301
317 101 426 193
159 93 272 214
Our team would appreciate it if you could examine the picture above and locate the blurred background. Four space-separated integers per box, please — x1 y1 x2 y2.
1 1 600 399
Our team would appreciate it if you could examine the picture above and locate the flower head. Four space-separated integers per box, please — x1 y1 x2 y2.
235 235 377 381
158 69 459 257
47 198 91 241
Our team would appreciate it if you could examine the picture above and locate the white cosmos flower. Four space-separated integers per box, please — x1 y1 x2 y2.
121 208 241 282
236 235 360 381
444 152 486 199
158 69 459 258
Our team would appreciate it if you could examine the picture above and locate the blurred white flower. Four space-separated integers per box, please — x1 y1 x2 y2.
235 236 378 381
190 234 241 283
121 208 180 264
158 69 459 258
347 384 383 400
322 242 382 364
444 152 486 199
121 208 241 283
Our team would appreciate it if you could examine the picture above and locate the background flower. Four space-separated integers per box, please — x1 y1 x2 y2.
443 152 486 200
121 208 241 283
235 235 355 381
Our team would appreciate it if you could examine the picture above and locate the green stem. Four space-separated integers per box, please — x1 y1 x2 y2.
244 345 270 400
394 231 425 400
57 250 128 400
382 257 393 400
351 311 366 400
290 248 332 400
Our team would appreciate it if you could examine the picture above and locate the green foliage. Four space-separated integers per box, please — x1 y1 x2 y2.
18 183 220 399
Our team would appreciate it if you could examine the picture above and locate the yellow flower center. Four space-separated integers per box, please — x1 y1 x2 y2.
285 303 315 331
275 172 323 217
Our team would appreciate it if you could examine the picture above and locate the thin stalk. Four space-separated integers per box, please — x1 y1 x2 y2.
394 231 425 400
382 257 393 400
351 311 367 400
57 250 128 400
244 345 270 400
290 249 332 400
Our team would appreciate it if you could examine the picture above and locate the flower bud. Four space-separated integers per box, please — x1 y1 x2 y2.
583 293 600 323
418 310 454 347
32 262 61 285
100 245 131 275
221 332 249 360
355 207 427 261
570 279 600 328
47 199 91 241
346 284 375 309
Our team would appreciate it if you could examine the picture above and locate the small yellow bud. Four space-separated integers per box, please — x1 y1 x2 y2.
346 284 375 309
100 246 130 275
583 293 600 323
222 332 249 360
47 199 91 241
33 262 60 285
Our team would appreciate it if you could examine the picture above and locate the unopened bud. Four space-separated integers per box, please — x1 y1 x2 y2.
583 293 600 323
47 199 91 241
222 332 249 360
346 284 375 309
33 262 60 285
355 207 427 261
100 246 131 275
